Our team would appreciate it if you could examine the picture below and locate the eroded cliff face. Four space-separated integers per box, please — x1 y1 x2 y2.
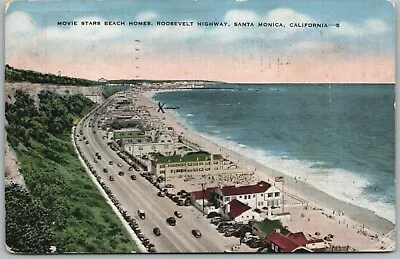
4 137 25 187
4 82 102 187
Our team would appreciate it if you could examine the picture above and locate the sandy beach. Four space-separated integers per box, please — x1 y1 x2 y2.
136 89 395 252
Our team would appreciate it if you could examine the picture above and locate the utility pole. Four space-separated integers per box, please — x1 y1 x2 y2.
200 182 206 215
282 178 285 214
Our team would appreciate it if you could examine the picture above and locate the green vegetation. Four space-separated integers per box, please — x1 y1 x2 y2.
5 64 102 86
154 151 223 164
102 85 131 98
255 219 291 236
5 90 139 253
5 184 55 253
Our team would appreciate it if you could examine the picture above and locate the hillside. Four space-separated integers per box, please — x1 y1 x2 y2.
5 64 103 86
5 90 139 253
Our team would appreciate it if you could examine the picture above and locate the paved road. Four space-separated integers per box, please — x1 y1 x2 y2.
75 99 233 253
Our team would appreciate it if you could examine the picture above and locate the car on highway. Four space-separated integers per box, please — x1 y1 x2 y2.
109 176 115 181
109 161 114 165
174 211 182 218
118 171 124 176
166 217 176 226
138 209 146 220
153 227 161 236
130 175 137 180
192 229 202 238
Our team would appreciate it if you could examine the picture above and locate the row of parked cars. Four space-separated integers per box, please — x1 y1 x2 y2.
75 120 157 253
207 213 264 249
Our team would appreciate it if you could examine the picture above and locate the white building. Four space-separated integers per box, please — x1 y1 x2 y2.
122 131 176 156
151 152 246 179
213 181 282 209
220 199 264 223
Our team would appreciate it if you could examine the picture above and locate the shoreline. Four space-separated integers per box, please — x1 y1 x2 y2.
137 89 395 251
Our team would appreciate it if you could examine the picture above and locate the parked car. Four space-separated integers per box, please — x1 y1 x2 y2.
148 244 156 253
184 198 191 206
207 212 221 218
131 175 137 180
192 229 202 238
138 209 145 220
153 227 161 236
174 211 182 218
109 176 114 181
166 217 176 226
143 238 150 246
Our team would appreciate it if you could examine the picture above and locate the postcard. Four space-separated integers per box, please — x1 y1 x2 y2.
4 0 395 254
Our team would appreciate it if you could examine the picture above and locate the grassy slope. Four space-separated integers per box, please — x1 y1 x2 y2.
16 133 139 253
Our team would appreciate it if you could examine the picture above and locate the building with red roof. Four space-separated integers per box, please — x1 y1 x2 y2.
219 199 263 223
214 181 282 210
265 232 326 253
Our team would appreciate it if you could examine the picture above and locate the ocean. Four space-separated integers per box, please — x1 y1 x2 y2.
152 84 395 223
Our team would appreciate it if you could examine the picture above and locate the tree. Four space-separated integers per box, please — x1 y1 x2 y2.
5 184 55 254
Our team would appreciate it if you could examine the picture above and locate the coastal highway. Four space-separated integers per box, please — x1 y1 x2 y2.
75 102 230 253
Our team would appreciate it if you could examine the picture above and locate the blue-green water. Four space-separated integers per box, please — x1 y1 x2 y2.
152 84 395 223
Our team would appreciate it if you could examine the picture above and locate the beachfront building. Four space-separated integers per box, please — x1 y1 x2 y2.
220 199 264 223
151 151 245 179
121 131 176 156
265 232 325 253
213 181 282 209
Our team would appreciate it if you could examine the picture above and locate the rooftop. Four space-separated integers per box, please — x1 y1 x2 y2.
255 218 291 236
220 181 271 196
266 233 300 252
191 187 218 200
154 151 223 164
227 199 252 219
113 130 145 139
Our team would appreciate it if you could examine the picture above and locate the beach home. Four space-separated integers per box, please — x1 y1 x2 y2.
265 232 326 253
220 199 263 223
151 151 244 179
213 181 281 209
122 134 175 156
265 233 313 253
